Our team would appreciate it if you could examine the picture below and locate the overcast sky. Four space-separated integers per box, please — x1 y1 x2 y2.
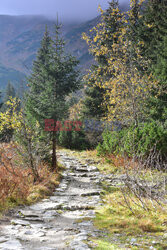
0 0 129 21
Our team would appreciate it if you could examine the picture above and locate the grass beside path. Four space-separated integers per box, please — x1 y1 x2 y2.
60 148 167 249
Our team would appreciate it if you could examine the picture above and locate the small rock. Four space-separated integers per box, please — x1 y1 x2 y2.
11 219 30 226
24 230 33 235
131 238 137 243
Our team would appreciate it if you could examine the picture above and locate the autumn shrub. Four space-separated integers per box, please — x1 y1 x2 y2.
0 144 30 206
0 143 60 210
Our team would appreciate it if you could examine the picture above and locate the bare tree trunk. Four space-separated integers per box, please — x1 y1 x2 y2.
28 138 40 183
22 120 40 183
51 131 57 171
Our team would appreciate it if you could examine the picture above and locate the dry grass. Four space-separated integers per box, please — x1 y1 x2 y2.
93 188 167 249
0 143 62 214
95 189 167 235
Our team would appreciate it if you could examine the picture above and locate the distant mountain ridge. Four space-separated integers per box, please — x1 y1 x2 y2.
0 2 129 91
0 15 96 90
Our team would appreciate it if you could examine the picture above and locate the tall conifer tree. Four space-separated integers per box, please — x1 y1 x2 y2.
138 0 167 122
26 23 79 170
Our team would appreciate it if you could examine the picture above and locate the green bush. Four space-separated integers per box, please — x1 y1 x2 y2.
97 122 167 159
124 122 167 157
97 130 122 156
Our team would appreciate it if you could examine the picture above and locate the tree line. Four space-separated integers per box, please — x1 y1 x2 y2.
0 0 166 182
83 0 167 165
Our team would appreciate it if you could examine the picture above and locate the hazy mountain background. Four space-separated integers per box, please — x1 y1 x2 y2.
0 1 129 91
0 15 97 91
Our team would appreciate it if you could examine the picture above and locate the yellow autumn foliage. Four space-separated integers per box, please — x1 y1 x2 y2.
82 0 158 125
0 98 22 133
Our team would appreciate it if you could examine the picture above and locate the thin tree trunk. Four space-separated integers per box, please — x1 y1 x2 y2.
28 138 40 183
22 121 40 183
51 130 57 171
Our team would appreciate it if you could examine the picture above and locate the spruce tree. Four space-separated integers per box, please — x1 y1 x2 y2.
149 35 167 122
26 27 52 121
138 0 167 68
137 0 167 122
26 23 79 171
82 79 106 119
46 23 79 170
2 81 16 111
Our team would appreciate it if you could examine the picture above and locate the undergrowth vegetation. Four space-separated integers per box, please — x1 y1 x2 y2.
93 185 167 249
0 143 62 214
95 191 167 235
97 122 167 165
61 149 167 249
0 0 166 248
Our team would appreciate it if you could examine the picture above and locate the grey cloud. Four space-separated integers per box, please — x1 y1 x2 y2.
0 0 129 21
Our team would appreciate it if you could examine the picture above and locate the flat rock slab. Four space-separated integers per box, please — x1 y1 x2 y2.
0 236 9 244
17 210 40 218
29 202 62 211
81 191 101 196
0 239 24 249
11 219 31 226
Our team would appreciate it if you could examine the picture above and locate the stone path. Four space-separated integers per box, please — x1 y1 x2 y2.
0 151 106 250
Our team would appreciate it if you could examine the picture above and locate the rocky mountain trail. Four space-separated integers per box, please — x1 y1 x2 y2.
0 151 107 250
